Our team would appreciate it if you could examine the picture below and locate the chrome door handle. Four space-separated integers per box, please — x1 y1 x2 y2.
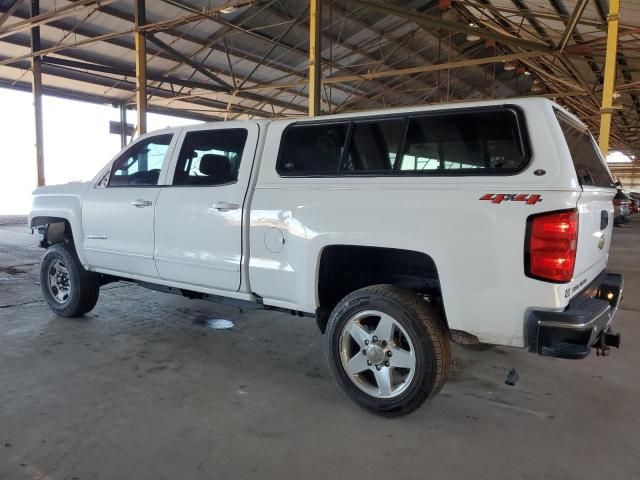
211 201 240 211
131 199 153 208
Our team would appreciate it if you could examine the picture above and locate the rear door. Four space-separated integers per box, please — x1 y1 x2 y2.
555 111 616 285
153 123 258 292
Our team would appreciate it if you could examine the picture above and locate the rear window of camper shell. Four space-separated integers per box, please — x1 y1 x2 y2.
276 106 530 177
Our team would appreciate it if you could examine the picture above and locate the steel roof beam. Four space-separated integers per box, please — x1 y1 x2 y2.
463 1 603 27
0 55 277 118
148 1 278 93
40 56 228 93
0 75 220 121
94 2 365 109
154 0 430 108
344 0 554 53
321 3 488 108
0 0 25 29
0 0 118 40
241 50 547 91
0 9 310 114
147 34 233 92
557 0 589 53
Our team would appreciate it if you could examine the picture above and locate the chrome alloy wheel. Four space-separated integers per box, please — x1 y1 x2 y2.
339 310 416 399
48 259 71 304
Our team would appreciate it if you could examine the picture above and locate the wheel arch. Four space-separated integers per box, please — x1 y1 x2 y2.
31 216 73 246
30 215 89 266
315 245 447 334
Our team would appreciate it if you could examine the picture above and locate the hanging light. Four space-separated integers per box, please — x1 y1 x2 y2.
531 81 543 93
466 23 481 41
503 61 517 71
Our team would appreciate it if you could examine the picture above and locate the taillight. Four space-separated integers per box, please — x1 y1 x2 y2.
525 210 578 283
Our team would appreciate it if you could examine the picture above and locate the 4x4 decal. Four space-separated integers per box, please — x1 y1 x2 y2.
480 193 542 205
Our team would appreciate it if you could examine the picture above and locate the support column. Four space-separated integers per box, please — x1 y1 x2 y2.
119 103 128 148
308 0 321 117
31 0 45 187
134 0 147 136
598 0 620 156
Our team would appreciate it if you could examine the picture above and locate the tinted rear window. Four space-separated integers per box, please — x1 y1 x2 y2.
400 110 526 172
341 119 405 172
555 112 614 188
279 123 349 174
277 107 529 176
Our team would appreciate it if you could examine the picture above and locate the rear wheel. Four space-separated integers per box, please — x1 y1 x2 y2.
325 285 451 417
40 243 100 317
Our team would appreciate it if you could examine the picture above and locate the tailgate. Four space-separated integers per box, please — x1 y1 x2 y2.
574 188 615 282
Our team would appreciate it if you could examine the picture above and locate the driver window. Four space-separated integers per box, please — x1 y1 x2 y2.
109 134 173 187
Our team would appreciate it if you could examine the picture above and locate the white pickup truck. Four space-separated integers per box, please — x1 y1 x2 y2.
29 98 623 416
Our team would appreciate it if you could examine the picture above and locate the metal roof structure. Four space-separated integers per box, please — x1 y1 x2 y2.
0 0 638 157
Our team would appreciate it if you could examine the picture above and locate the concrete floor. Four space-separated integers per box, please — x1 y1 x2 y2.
1 216 639 480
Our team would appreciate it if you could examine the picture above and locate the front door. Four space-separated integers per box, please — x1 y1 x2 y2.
82 132 178 278
153 123 259 292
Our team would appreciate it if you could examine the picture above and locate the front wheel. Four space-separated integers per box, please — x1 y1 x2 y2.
40 243 100 317
325 285 451 417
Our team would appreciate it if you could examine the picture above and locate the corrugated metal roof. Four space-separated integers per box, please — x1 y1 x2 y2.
0 0 638 153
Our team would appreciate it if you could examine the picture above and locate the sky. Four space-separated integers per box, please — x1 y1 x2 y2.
0 87 634 215
0 88 199 215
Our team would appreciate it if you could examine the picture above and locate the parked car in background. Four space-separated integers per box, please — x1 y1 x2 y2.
614 190 631 225
628 192 640 214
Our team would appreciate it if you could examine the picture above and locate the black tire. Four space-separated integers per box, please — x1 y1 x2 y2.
325 285 451 417
40 243 100 317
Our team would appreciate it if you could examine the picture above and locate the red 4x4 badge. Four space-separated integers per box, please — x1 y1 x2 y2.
480 193 542 205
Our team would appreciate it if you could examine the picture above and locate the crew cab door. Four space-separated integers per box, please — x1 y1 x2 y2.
82 131 178 278
153 123 258 291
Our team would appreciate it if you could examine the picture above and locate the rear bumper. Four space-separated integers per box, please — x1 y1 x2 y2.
527 272 623 359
